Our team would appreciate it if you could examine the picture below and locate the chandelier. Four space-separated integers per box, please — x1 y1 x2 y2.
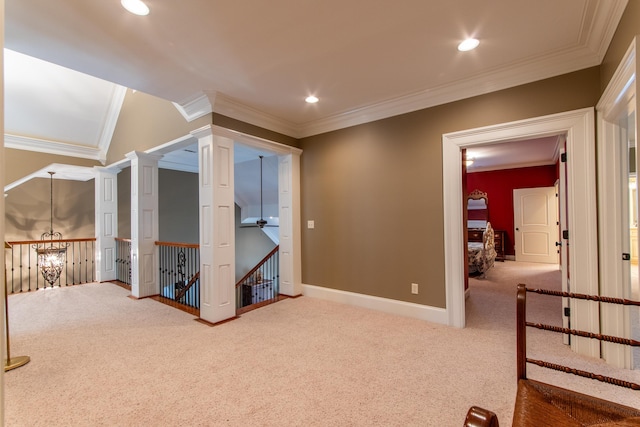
33 172 68 286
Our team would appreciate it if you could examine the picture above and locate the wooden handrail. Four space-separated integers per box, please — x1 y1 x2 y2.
114 237 131 243
7 237 96 245
236 245 279 287
155 241 199 249
526 287 640 306
516 284 527 381
176 271 200 301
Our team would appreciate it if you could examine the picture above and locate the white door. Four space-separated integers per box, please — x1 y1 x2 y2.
514 187 559 264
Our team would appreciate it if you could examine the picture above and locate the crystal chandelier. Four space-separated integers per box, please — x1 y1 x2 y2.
33 172 68 286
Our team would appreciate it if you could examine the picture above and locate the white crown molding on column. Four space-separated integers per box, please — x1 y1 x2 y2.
173 91 217 122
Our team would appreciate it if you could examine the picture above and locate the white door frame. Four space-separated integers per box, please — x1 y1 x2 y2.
596 37 637 368
442 108 599 355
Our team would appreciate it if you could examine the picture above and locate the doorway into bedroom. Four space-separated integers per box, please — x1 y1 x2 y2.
463 135 564 327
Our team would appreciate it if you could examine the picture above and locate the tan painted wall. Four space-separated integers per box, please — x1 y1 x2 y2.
600 1 640 93
117 167 131 239
235 204 277 282
4 178 94 241
4 149 99 187
299 67 600 308
158 169 199 244
106 89 212 164
213 113 300 148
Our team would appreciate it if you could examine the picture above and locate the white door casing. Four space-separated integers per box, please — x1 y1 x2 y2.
442 108 599 355
513 187 559 264
558 146 571 345
596 37 638 369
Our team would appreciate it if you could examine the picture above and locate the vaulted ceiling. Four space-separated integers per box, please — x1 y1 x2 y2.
2 0 628 191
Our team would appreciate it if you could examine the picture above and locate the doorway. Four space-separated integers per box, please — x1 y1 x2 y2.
442 108 599 357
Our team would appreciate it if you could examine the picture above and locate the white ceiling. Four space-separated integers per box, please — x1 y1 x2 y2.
1 0 627 199
466 136 561 172
5 0 627 142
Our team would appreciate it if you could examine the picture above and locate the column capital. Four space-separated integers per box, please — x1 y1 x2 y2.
190 124 214 140
125 151 164 162
93 165 121 175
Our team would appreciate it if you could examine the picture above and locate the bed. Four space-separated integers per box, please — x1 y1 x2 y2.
467 190 497 276
468 222 497 276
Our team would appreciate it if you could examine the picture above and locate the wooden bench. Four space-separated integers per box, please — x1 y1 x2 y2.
464 284 640 426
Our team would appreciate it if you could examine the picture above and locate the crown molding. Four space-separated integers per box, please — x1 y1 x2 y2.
206 40 607 140
584 0 628 63
5 134 103 162
191 1 625 139
213 94 302 138
97 84 127 163
173 91 216 122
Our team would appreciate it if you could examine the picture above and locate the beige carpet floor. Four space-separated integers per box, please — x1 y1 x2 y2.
3 261 639 426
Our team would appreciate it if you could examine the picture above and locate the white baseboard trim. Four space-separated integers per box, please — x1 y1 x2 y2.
302 284 448 325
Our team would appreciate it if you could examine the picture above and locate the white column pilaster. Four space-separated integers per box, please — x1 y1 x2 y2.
94 167 119 282
126 151 162 298
192 125 236 324
278 153 302 296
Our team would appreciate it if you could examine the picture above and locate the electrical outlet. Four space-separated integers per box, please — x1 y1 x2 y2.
411 283 419 294
307 220 315 229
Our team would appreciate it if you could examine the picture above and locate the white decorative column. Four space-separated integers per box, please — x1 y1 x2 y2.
126 151 162 298
94 167 118 283
278 153 302 296
191 125 236 324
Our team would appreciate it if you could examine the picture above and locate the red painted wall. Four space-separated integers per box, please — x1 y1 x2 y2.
466 165 558 256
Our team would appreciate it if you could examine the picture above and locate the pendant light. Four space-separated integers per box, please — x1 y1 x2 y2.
256 156 268 229
33 172 68 286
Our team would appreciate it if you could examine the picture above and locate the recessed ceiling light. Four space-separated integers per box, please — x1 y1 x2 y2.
458 38 479 52
121 0 150 16
305 95 319 104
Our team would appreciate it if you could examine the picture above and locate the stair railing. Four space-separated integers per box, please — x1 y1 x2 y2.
5 238 96 293
236 245 279 312
155 241 200 310
114 237 132 287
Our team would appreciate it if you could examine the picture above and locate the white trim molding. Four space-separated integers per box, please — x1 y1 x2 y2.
98 85 127 163
5 134 103 161
173 91 216 122
302 284 448 325
595 36 637 369
442 108 599 342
